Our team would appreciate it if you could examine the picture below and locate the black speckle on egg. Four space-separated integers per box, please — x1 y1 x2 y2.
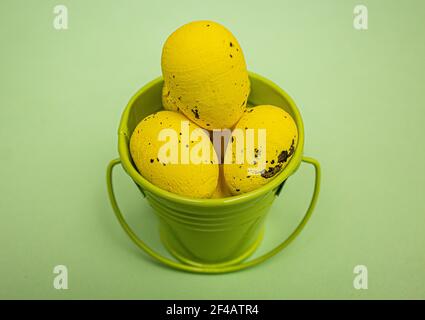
261 164 282 179
236 188 240 192
191 107 200 119
277 139 295 163
150 159 154 163
230 41 233 47
230 54 233 58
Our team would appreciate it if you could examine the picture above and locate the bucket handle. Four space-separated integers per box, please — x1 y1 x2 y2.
106 157 321 274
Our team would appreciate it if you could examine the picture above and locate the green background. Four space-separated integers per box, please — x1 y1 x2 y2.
1 0 424 299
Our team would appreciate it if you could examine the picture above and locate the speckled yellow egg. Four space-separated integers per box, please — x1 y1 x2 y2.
130 111 219 198
223 105 298 195
161 20 250 129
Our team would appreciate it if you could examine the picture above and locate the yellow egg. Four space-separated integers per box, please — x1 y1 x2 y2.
130 111 219 198
210 165 233 198
161 20 250 129
223 105 298 195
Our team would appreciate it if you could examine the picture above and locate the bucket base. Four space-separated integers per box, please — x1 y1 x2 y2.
160 227 265 269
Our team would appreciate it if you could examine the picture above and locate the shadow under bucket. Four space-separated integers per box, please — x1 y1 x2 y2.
107 72 321 274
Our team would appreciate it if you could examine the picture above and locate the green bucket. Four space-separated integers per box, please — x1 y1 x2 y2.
106 72 321 274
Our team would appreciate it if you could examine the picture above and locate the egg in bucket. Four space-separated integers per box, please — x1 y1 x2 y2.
106 72 321 274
